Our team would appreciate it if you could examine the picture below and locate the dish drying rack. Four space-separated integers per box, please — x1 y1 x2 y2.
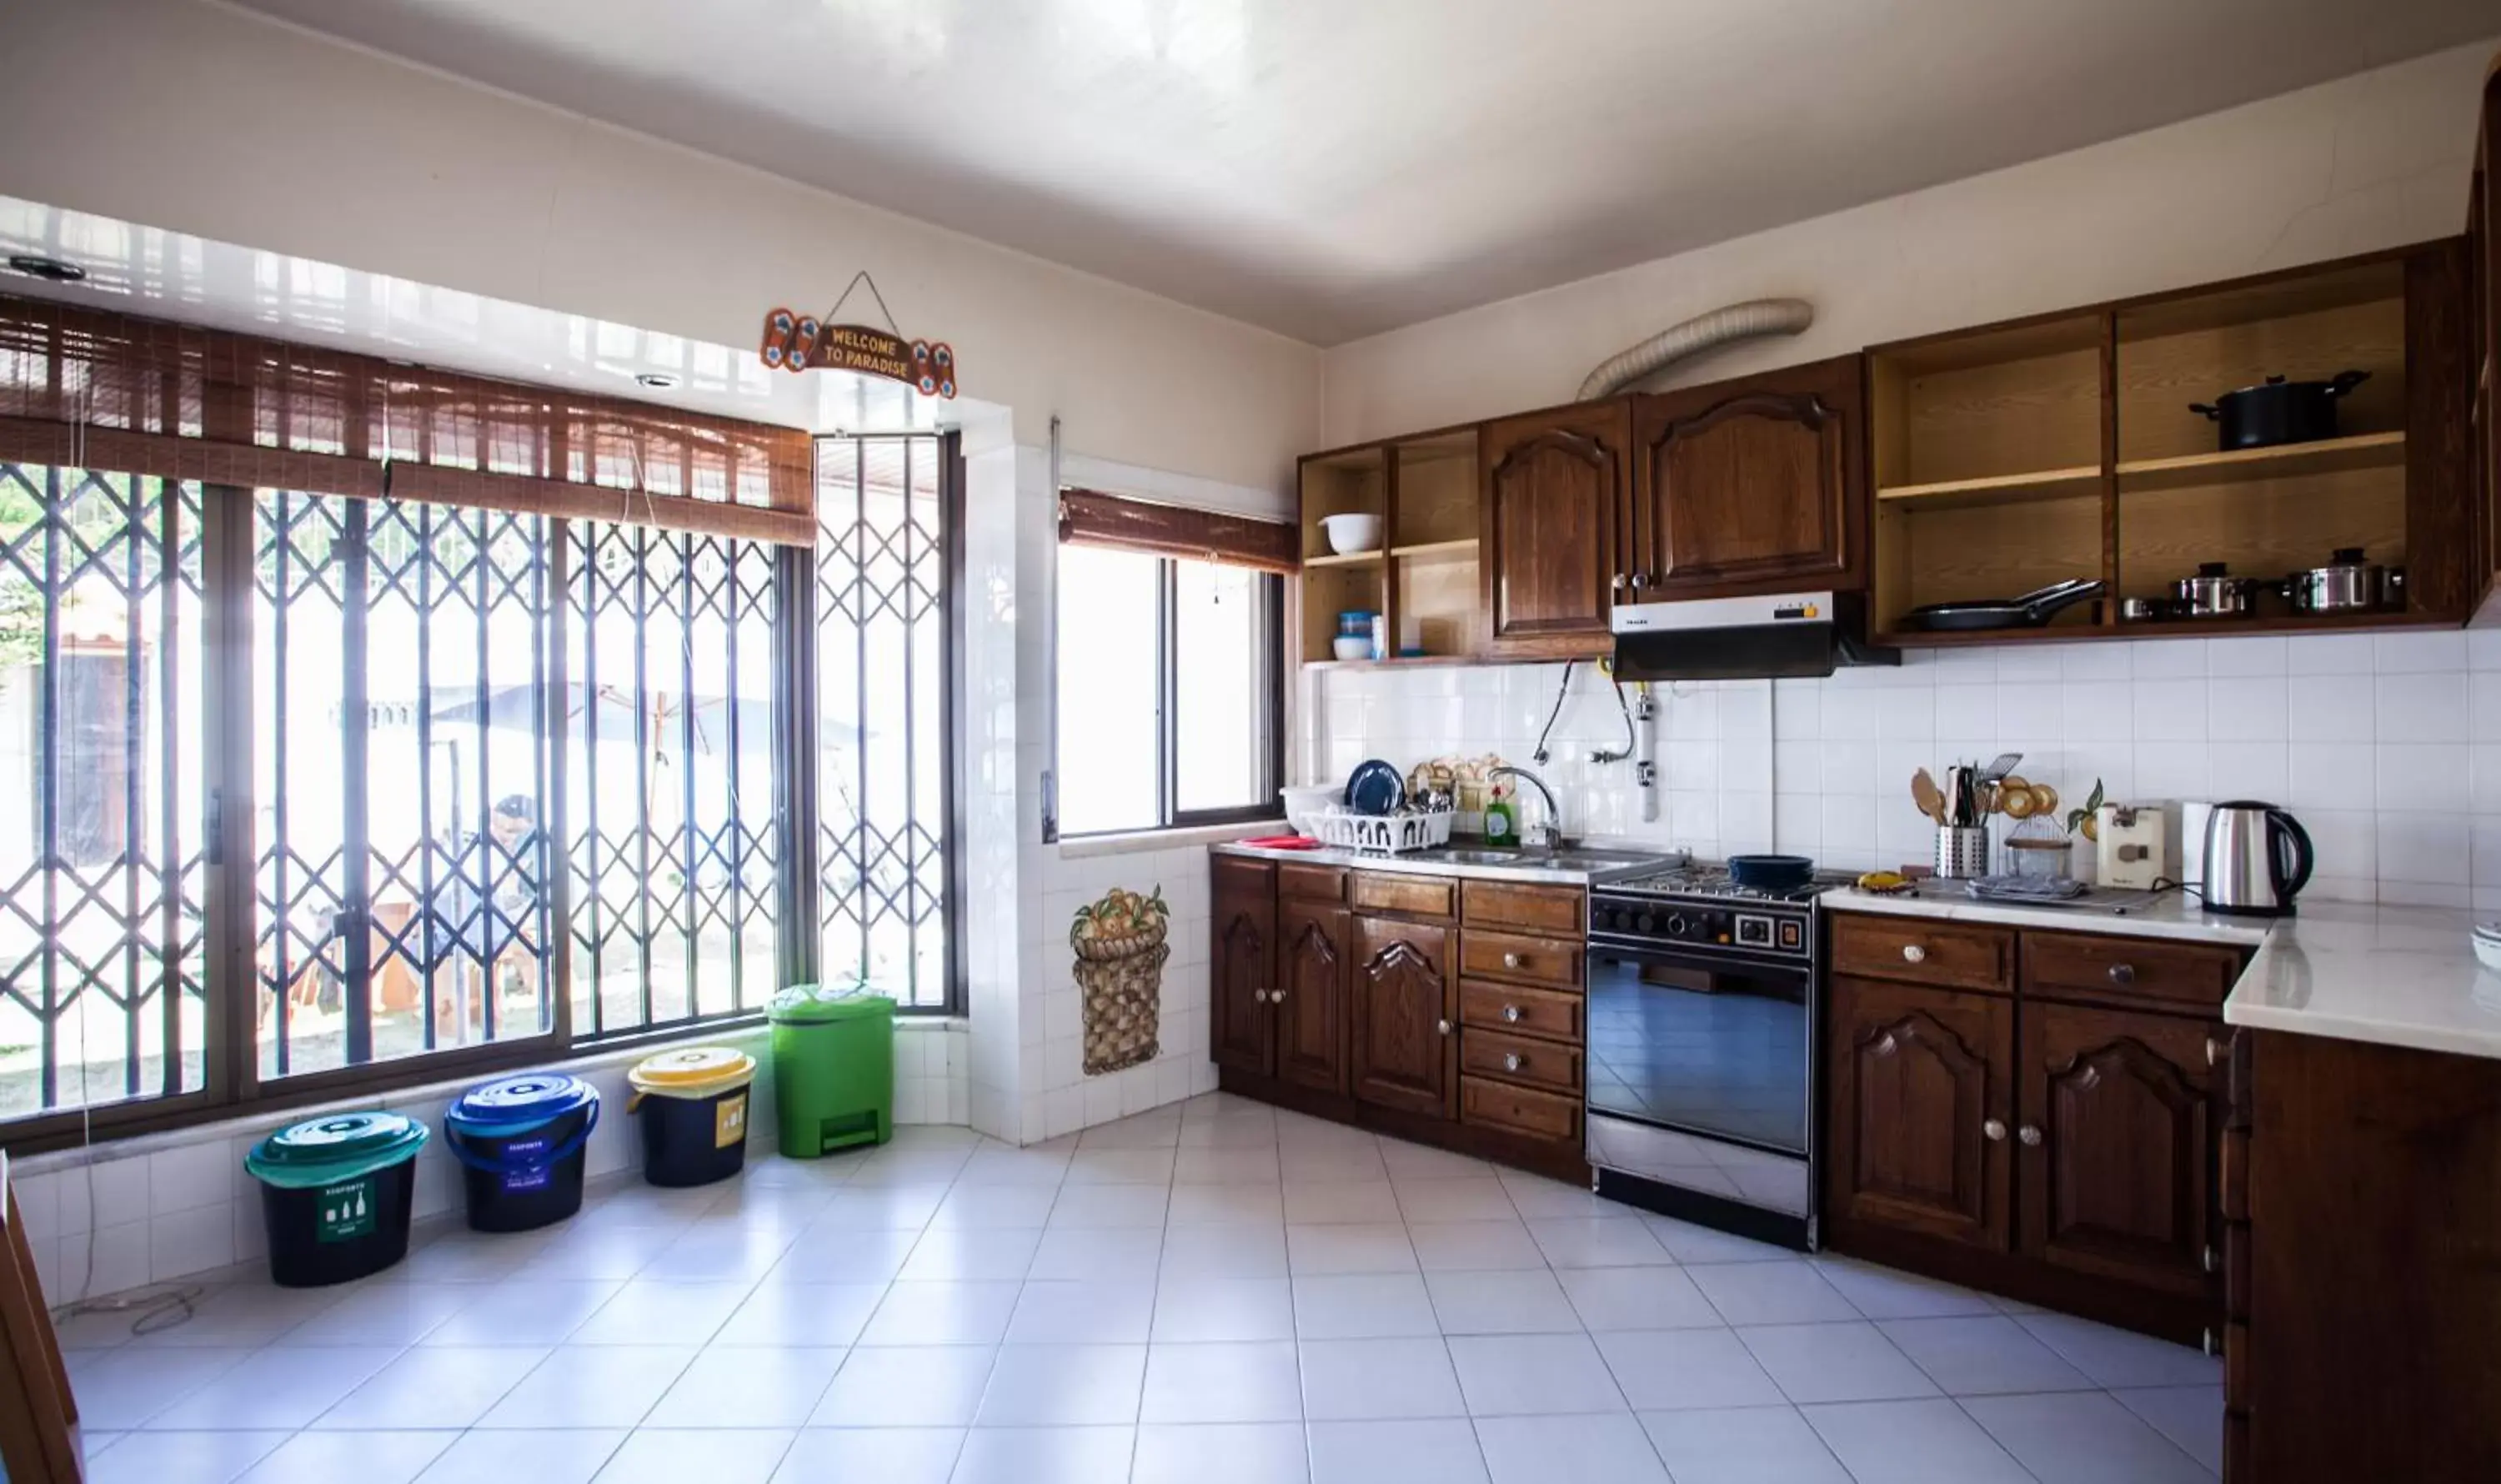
1307 808 1454 855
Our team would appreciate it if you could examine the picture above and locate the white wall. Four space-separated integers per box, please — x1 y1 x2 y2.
0 0 1321 496
1319 38 2494 444
1312 627 2501 910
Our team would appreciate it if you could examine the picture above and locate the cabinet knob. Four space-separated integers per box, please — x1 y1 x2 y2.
1255 989 1272 1005
1503 1052 1524 1072
1629 573 1649 591
2203 1245 2219 1274
1982 1118 2007 1142
2204 1037 2223 1067
1873 1032 1898 1056
1611 573 1628 593
1502 951 1523 970
1502 1005 1523 1023
2108 962 2136 985
1436 1019 1453 1037
1902 943 1927 964
2017 1124 2042 1146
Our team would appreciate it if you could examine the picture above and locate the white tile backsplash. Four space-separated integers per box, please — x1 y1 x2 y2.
1308 629 2501 905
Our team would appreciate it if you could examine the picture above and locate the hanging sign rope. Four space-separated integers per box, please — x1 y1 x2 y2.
759 270 957 399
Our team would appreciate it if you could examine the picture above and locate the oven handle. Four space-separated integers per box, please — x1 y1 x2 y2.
1585 940 1813 980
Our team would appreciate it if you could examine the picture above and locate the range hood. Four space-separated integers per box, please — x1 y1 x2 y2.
1611 590 1898 682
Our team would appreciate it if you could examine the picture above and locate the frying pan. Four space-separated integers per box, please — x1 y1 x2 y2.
1902 579 2105 633
1727 854 1815 891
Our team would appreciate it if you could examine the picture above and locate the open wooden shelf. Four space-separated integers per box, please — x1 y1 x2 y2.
2114 430 2405 487
1877 465 2103 504
1301 653 1492 672
1304 549 1385 569
1390 538 1480 559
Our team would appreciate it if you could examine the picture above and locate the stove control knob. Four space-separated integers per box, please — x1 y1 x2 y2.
1633 912 1656 935
1665 913 1689 937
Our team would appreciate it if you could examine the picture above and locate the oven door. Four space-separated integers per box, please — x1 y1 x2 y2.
1584 939 1815 1221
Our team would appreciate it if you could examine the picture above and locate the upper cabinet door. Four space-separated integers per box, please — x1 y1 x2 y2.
1479 400 1628 658
1630 355 1867 599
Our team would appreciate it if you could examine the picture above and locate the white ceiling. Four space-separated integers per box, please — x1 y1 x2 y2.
0 197 950 434
223 0 2499 345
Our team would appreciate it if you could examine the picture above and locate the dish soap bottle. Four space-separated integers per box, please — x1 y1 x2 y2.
1483 785 1516 846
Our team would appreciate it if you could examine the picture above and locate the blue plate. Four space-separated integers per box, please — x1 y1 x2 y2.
1344 759 1405 816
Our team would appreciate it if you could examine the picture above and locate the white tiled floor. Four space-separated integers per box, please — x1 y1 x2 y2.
64 1096 2222 1482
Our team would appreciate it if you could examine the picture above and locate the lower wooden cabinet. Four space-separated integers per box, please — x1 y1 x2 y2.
1827 975 2012 1250
1207 851 1591 1184
1823 911 2237 1344
2019 1000 2218 1298
1210 857 1276 1078
1350 915 1457 1119
1275 898 1351 1095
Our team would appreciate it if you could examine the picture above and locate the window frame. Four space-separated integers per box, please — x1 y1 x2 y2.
1055 544 1286 840
0 432 968 1154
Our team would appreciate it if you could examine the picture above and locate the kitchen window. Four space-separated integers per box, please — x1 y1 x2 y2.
1053 489 1291 838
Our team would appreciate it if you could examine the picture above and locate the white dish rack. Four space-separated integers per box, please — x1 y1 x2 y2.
1306 808 1454 855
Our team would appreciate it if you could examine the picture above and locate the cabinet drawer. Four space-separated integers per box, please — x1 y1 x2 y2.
1460 1027 1583 1095
1830 913 2012 994
1277 863 1346 903
1459 929 1582 989
1458 980 1584 1043
1461 1075 1581 1143
2022 930 2239 1011
1461 880 1584 936
1351 871 1456 920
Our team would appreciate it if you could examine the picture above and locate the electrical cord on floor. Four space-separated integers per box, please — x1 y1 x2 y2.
46 1092 205 1338
1531 660 1574 765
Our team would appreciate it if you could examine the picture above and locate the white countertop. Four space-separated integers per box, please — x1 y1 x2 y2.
1823 886 2501 1063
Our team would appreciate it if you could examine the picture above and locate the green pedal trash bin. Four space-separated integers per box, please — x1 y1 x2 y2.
770 981 896 1156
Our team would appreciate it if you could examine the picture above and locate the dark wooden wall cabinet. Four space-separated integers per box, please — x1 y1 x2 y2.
1209 854 1590 1181
1823 911 2238 1342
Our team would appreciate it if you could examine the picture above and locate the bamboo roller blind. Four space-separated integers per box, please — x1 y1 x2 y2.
0 293 817 544
1057 487 1296 572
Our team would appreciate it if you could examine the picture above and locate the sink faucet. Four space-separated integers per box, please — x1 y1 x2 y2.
1488 765 1567 850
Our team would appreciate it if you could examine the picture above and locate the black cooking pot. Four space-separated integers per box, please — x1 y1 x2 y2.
2188 370 2368 450
1726 854 1814 891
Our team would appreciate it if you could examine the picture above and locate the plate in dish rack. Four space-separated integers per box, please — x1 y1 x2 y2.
1344 759 1405 816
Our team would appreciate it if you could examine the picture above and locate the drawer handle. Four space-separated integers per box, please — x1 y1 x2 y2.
1873 1032 1898 1056
1436 1019 1453 1037
1902 944 1927 964
1982 1118 2007 1142
2017 1124 2042 1147
1503 951 1524 970
2108 963 2137 985
1503 1052 1524 1072
1502 1005 1523 1023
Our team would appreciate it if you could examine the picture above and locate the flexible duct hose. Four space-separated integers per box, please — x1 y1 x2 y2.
1575 298 1814 402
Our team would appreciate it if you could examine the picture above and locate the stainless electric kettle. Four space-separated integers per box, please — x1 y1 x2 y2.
2201 801 2313 916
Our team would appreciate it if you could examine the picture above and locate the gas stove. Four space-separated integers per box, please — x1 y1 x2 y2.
1588 859 1854 960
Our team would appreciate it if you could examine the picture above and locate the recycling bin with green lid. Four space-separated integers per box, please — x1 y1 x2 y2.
244 1110 429 1286
769 981 896 1157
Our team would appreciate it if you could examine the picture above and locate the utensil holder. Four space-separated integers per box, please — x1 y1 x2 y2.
1935 826 1991 879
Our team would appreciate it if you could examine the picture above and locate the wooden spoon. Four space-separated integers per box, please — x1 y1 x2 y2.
1912 769 1946 825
